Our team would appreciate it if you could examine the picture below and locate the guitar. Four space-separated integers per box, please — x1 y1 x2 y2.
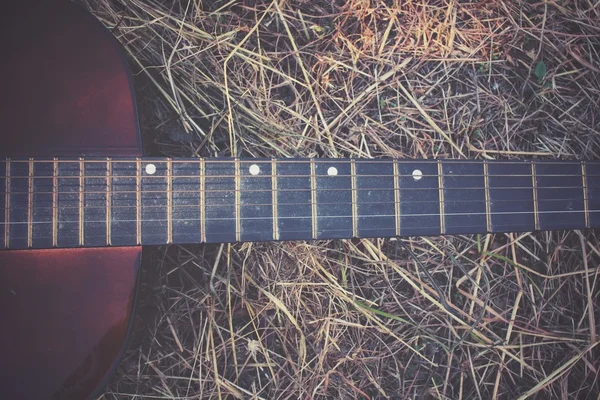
1 1 598 399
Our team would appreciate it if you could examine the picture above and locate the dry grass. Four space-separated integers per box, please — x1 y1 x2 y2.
81 0 600 398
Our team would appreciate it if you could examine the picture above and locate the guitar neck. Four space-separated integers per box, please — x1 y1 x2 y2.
2 157 599 249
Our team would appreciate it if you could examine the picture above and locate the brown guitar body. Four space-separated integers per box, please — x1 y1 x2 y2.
0 1 142 399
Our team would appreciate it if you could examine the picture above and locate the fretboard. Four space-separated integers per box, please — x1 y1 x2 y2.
2 157 599 250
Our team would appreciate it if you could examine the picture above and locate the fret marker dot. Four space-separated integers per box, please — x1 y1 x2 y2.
249 164 260 175
145 164 156 175
412 169 423 181
327 167 338 176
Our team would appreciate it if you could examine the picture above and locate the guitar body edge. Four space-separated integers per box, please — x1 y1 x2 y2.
0 248 142 400
0 1 143 399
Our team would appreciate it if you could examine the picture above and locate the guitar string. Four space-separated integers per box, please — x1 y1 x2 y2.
1 226 564 243
3 158 599 165
2 172 600 179
0 183 600 195
0 227 548 243
4 170 596 239
3 162 596 227
1 195 593 213
0 208 595 227
2 218 590 244
1 180 593 211
0 185 593 197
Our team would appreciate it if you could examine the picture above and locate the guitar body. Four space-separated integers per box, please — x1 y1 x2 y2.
0 1 142 399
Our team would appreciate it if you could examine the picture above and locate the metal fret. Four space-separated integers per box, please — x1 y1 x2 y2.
234 158 241 242
271 159 279 240
166 158 173 244
437 160 445 234
531 161 540 230
582 161 590 228
351 159 358 238
310 159 317 240
483 160 491 232
78 158 84 246
4 159 9 248
136 157 142 245
27 159 33 248
200 158 206 243
393 161 400 236
584 162 600 228
106 158 112 245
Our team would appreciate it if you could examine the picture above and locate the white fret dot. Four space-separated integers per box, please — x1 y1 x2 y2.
145 164 156 175
327 167 338 176
249 164 260 175
412 169 423 181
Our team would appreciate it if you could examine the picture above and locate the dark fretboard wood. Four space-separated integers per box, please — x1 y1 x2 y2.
112 159 137 246
356 161 396 238
239 159 274 242
83 159 108 247
172 161 201 244
2 157 599 250
9 161 29 249
586 162 600 227
536 162 586 230
32 161 53 248
442 161 487 235
1 160 6 249
57 160 80 248
140 159 168 245
204 161 235 243
487 161 535 232
276 161 312 241
315 160 353 239
398 161 441 236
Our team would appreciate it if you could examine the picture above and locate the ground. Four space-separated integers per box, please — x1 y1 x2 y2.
82 0 600 398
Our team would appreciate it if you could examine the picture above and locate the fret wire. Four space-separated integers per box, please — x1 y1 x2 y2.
271 158 278 240
200 158 206 243
106 158 112 245
167 158 173 244
52 158 58 247
531 161 540 230
483 159 491 233
136 157 142 245
78 157 84 247
310 159 317 240
582 161 590 228
393 161 400 236
28 158 33 248
350 159 358 238
437 160 445 234
5 159 10 248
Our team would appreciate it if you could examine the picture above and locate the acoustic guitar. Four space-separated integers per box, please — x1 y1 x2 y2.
1 1 598 399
